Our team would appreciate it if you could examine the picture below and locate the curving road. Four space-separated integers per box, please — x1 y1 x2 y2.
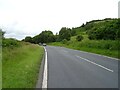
44 46 118 88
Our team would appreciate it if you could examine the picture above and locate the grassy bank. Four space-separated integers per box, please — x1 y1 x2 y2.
2 42 44 88
0 46 1 90
49 35 119 59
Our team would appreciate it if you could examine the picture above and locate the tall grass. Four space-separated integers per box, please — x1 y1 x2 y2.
49 36 119 59
0 47 1 90
2 42 44 88
0 37 2 90
71 40 119 50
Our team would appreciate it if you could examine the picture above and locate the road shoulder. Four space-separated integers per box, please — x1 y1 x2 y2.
36 47 45 88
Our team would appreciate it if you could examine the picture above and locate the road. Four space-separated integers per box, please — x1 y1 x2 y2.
45 46 118 88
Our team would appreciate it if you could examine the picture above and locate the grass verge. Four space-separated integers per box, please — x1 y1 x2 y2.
0 47 1 90
2 42 44 88
49 41 119 59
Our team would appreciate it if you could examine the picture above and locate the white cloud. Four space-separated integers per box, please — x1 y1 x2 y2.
0 0 119 40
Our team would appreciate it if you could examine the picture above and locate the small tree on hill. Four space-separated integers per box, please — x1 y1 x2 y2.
24 36 33 43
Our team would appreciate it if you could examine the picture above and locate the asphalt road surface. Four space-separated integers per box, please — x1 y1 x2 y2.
45 46 118 88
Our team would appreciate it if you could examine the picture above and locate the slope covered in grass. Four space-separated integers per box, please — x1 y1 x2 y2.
2 42 44 88
50 40 119 59
49 19 119 59
49 35 119 59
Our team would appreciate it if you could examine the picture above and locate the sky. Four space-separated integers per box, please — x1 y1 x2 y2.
0 0 119 40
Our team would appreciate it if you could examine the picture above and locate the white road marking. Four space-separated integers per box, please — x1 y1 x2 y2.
42 47 48 88
75 50 119 61
50 46 119 61
76 55 114 72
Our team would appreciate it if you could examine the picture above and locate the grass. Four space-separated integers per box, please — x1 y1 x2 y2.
0 38 2 90
2 42 44 88
49 35 119 59
0 47 1 90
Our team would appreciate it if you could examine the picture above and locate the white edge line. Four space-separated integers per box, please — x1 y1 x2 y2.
76 55 114 72
42 47 48 88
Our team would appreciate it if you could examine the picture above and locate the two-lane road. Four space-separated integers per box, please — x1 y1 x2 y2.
45 46 118 88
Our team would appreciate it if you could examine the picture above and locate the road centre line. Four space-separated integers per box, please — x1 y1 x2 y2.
76 55 114 72
60 47 119 61
74 50 119 61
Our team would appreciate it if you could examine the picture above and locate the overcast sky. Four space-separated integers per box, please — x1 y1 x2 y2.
0 0 119 40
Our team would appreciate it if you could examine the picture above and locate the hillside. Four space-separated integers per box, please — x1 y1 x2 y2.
49 18 120 59
73 18 119 40
21 18 120 59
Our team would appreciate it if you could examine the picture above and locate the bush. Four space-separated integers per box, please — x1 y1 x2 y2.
2 38 20 47
24 36 33 43
62 39 67 44
87 19 119 40
76 35 83 41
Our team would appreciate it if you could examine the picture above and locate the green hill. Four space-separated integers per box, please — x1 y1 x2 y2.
49 18 120 59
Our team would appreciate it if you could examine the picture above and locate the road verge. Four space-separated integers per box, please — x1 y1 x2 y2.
36 46 48 88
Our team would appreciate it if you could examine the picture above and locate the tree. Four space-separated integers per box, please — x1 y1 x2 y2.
71 29 76 36
32 35 40 44
24 36 33 43
59 27 71 41
39 30 55 43
81 23 85 27
31 30 55 44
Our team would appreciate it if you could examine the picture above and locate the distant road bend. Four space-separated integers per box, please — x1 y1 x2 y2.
42 46 118 88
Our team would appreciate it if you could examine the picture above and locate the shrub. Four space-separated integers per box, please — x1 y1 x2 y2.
62 39 67 44
76 35 83 41
2 38 20 47
87 19 119 40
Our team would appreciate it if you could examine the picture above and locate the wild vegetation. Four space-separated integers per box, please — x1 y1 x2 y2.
1 30 44 88
22 27 76 43
50 36 119 58
23 18 120 58
1 18 120 88
23 18 120 43
0 29 2 89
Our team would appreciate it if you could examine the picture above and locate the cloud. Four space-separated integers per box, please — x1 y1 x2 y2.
0 0 119 40
4 33 26 40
